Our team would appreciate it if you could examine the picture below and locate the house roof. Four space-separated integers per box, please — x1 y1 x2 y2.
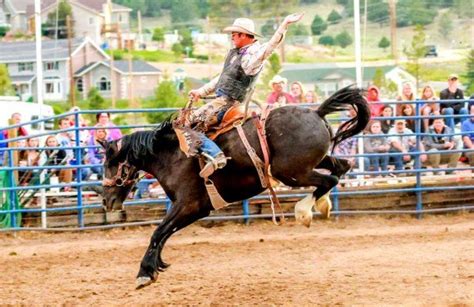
280 65 397 84
75 60 162 76
0 37 108 63
6 0 31 13
25 0 132 18
10 75 36 84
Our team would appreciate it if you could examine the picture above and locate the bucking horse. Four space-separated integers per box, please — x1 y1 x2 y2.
98 86 370 289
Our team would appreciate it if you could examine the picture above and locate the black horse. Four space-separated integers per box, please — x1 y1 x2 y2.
99 86 370 289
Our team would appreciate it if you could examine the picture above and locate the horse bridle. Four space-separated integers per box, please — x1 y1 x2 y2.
102 160 139 187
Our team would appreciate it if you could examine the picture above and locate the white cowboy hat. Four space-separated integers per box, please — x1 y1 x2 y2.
223 18 262 37
269 75 288 87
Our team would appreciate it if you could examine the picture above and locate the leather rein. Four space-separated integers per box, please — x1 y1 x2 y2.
102 160 140 187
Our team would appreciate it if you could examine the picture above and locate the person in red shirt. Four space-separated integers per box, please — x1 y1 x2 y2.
266 75 295 105
367 85 384 117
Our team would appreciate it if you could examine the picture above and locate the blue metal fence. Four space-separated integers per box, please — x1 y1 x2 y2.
1 98 473 231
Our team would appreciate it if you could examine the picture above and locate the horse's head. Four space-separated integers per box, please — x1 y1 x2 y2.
99 138 139 211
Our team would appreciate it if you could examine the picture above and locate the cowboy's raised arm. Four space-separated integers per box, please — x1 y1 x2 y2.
242 13 304 75
188 75 220 102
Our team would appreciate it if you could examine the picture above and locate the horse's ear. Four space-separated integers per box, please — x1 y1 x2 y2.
97 139 108 149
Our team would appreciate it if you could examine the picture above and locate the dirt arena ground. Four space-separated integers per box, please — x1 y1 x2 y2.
1 214 473 305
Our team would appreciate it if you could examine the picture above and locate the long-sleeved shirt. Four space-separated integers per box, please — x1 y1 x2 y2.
423 125 456 150
196 23 290 97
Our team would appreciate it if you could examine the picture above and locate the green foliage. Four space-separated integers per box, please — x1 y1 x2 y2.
87 87 106 110
464 50 474 95
327 9 342 24
287 24 309 37
438 12 453 38
170 0 199 24
301 0 320 3
0 64 13 95
344 1 389 25
0 26 10 37
145 81 184 123
311 15 327 35
378 37 390 51
255 53 281 101
318 35 335 46
179 28 194 57
335 31 352 48
144 0 162 17
397 0 438 27
261 20 277 37
372 68 386 89
109 49 177 62
267 53 281 75
172 43 184 57
453 0 472 18
152 27 165 42
46 0 73 38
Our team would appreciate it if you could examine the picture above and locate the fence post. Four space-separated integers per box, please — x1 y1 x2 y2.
242 199 250 225
74 112 84 227
415 100 423 218
332 186 339 217
165 198 172 213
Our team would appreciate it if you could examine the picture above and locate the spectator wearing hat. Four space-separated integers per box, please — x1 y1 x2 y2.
439 74 467 129
266 75 295 105
461 104 474 168
423 117 460 174
290 81 305 103
388 119 427 173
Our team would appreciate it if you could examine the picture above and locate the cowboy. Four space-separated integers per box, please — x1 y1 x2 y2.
188 13 304 178
266 75 295 105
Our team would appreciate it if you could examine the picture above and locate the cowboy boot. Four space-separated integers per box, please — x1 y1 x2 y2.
199 152 228 178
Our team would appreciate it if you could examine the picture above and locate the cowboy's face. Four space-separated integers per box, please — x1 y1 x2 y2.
231 32 248 48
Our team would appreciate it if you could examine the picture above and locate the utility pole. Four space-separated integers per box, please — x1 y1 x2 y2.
137 10 143 48
67 15 75 107
389 0 398 63
105 0 116 108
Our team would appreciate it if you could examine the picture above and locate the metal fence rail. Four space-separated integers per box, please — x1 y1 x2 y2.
1 98 473 230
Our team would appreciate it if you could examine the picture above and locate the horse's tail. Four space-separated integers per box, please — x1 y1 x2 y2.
316 85 370 150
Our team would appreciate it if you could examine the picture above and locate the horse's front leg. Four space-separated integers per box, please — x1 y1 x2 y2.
136 199 212 289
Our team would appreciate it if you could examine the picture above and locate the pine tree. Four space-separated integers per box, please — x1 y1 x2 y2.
145 81 184 123
87 87 106 110
335 31 353 48
311 15 327 35
378 37 390 52
327 9 342 24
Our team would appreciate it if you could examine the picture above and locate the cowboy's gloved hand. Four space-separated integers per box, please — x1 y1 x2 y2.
284 13 304 25
188 90 201 102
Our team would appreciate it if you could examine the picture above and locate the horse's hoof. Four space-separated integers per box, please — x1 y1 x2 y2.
297 213 312 228
136 276 154 290
315 194 332 219
295 194 315 227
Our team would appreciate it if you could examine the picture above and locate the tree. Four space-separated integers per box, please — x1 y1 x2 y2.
179 28 194 57
144 0 161 17
335 31 352 48
87 87 106 110
145 81 184 123
397 0 437 27
378 36 390 52
0 64 13 95
152 27 165 43
45 0 73 39
318 35 335 46
255 53 281 102
311 15 327 35
372 68 386 89
464 49 474 95
171 43 183 57
170 0 198 24
403 25 427 91
327 9 342 24
261 19 277 37
438 12 453 38
287 24 310 37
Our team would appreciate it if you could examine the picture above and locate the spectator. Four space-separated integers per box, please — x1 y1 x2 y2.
423 117 460 175
439 74 467 130
461 104 474 169
67 106 90 147
388 119 427 174
304 90 319 104
400 103 416 132
290 81 305 103
93 112 122 141
334 109 369 177
367 85 384 117
396 81 416 116
420 85 440 132
39 135 72 188
380 105 394 134
18 138 40 185
3 112 28 138
364 120 390 176
266 75 295 105
86 125 109 179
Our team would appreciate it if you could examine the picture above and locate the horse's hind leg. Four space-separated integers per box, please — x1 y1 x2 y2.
136 199 212 289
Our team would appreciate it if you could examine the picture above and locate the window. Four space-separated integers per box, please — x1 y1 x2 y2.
76 78 84 92
118 14 123 23
18 62 34 72
45 82 55 93
97 77 111 91
44 62 59 71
